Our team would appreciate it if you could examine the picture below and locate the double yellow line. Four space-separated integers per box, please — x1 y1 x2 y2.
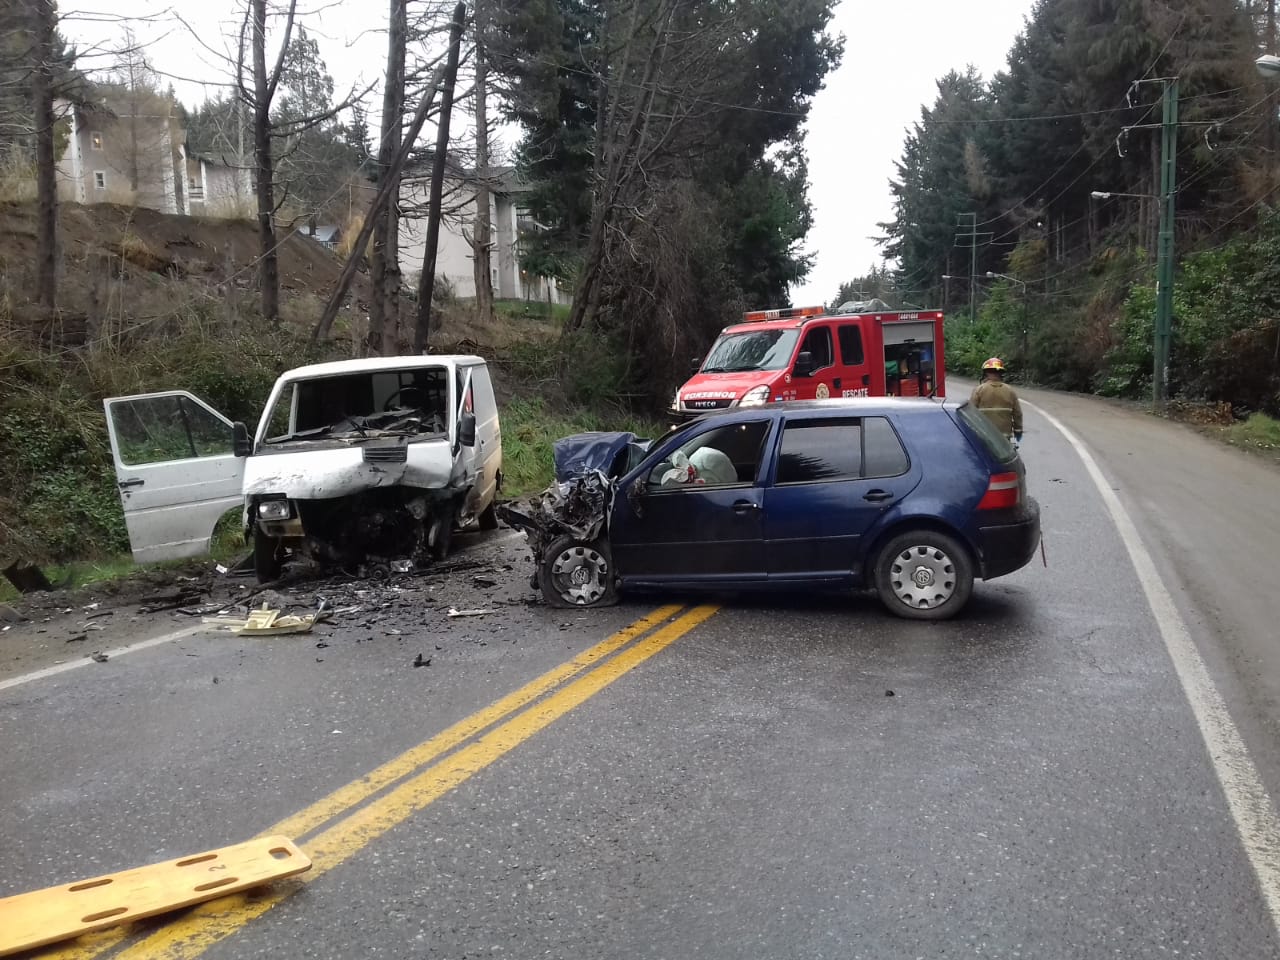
50 603 719 960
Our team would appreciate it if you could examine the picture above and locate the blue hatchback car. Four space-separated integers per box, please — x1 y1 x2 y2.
511 399 1040 620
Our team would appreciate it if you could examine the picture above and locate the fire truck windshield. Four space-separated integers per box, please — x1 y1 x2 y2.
700 329 800 373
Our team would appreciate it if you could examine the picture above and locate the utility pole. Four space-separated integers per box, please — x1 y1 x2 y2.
953 213 992 323
1154 78 1179 410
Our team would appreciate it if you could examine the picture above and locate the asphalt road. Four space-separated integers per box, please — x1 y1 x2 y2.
3 388 1280 959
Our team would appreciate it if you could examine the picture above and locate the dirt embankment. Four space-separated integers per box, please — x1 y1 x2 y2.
0 200 372 347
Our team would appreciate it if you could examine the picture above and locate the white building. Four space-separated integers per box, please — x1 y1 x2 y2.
398 164 569 305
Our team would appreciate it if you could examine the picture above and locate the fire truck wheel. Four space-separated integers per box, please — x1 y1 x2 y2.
539 536 618 609
874 529 973 621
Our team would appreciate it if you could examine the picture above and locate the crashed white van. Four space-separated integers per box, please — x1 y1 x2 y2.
104 355 502 581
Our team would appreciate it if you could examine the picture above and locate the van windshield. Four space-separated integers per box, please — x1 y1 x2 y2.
262 367 451 443
700 329 800 373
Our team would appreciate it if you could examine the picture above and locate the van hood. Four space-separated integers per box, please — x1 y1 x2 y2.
680 370 780 402
244 438 466 500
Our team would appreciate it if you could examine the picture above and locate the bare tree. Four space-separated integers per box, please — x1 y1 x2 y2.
32 0 57 310
414 2 467 353
368 0 408 356
471 0 493 323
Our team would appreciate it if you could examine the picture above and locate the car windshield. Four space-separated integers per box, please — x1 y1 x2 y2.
700 329 799 373
263 367 451 443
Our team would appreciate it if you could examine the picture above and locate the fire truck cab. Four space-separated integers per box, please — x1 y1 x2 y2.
671 300 946 420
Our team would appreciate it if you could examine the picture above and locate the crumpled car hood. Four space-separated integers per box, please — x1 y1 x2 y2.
244 439 460 499
553 432 651 483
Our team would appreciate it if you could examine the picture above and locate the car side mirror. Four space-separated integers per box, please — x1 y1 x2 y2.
232 421 252 458
458 411 477 447
690 357 702 373
794 351 815 377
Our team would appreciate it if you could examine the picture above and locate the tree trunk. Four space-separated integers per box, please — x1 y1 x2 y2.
471 0 494 322
369 0 407 356
252 0 280 322
413 2 466 355
1268 0 1277 158
32 0 57 311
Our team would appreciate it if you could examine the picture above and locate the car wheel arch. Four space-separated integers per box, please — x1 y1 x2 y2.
862 516 978 583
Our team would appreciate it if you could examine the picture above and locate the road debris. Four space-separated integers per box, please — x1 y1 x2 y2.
447 607 493 618
65 634 87 644
202 603 330 636
0 835 311 956
89 651 108 663
413 653 431 667
138 588 205 614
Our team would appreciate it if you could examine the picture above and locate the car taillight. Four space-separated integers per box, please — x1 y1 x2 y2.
977 471 1021 510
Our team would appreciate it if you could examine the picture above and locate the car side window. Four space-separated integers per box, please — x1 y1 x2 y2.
775 418 862 484
109 395 232 466
647 421 770 489
799 326 833 369
837 325 864 365
863 416 910 478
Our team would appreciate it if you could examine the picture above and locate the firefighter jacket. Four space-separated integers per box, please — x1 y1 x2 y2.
970 379 1023 438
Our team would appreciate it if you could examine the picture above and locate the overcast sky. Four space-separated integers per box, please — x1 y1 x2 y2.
64 0 1038 308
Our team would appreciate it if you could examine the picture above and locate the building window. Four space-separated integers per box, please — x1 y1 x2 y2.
93 171 106 190
90 132 103 150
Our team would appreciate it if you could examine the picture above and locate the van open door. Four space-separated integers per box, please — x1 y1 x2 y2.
103 391 247 564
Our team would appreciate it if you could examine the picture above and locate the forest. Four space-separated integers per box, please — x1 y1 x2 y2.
861 0 1280 415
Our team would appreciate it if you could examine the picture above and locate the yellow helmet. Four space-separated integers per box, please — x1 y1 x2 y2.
982 357 1005 371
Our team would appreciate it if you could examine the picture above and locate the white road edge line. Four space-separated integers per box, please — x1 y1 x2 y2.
1031 400 1280 931
0 625 208 692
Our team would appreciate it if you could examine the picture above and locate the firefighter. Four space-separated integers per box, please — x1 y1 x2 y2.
970 357 1023 445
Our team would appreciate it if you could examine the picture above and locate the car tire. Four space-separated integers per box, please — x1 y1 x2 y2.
428 502 456 561
253 527 283 583
874 529 974 621
538 536 618 609
477 500 499 531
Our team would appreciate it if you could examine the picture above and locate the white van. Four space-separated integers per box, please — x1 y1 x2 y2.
104 355 503 581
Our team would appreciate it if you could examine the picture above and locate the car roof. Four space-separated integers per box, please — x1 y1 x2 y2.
277 354 486 381
690 398 962 422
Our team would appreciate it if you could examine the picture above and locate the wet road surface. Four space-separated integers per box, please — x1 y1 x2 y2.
3 391 1280 959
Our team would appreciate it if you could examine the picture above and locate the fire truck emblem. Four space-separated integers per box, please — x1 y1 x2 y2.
815 383 830 400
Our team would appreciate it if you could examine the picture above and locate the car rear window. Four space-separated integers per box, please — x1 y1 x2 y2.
863 416 909 477
956 403 1017 462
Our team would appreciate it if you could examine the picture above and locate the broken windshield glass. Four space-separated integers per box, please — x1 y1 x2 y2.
264 368 450 443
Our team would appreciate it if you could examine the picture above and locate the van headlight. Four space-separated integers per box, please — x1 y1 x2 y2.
257 499 291 521
738 385 771 407
670 392 681 411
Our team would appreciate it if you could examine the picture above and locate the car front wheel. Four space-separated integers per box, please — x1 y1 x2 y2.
538 536 618 608
874 530 974 621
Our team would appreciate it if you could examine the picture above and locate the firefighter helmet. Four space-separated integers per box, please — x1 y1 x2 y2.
982 357 1006 371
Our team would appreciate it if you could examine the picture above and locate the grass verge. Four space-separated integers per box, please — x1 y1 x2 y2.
1223 412 1280 452
500 397 665 495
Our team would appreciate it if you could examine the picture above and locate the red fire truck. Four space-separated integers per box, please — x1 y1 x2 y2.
670 301 946 420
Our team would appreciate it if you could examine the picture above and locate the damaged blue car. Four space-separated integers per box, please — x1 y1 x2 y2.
500 399 1040 620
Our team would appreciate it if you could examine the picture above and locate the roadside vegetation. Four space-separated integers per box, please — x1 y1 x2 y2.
834 2 1280 421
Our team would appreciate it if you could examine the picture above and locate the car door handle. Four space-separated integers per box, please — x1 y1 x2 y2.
863 489 893 503
118 478 145 489
732 500 761 514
